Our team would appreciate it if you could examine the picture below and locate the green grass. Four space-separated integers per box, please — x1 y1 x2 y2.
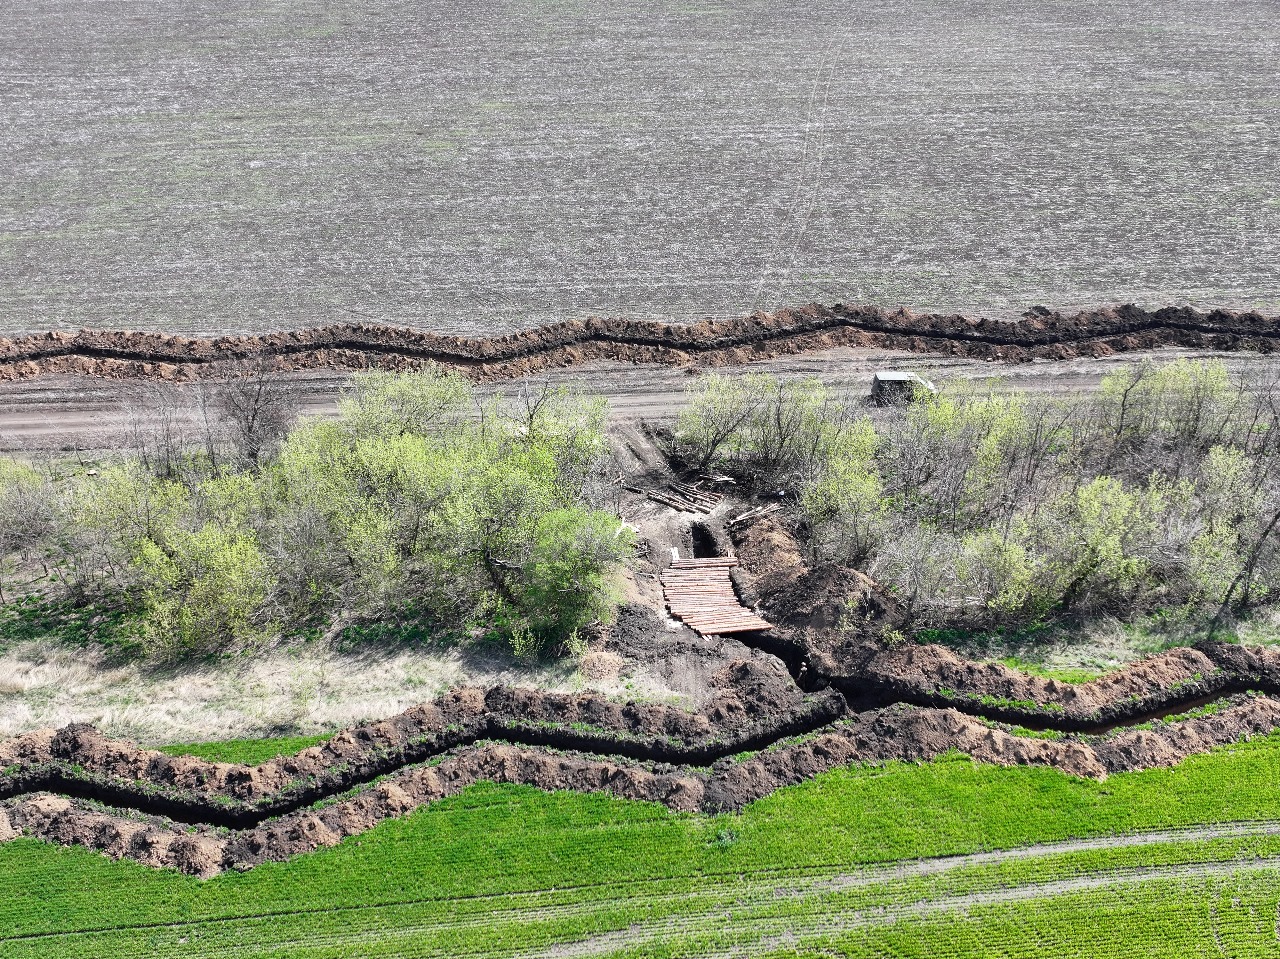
157 734 332 765
0 596 140 652
5 734 1280 955
996 656 1105 684
812 872 1280 959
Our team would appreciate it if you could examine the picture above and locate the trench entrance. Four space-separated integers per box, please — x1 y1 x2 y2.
690 522 720 558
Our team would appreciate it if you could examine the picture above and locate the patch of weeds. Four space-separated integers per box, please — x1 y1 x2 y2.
1118 695 1248 733
334 607 455 652
933 687 1065 715
917 619 1055 655
0 596 142 654
973 693 1066 715
918 610 1217 679
1003 727 1064 742
985 720 1065 741
710 826 738 849
159 734 334 765
996 658 1104 684
507 623 544 663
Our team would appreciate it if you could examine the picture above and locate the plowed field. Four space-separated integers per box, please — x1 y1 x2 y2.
3 0 1277 335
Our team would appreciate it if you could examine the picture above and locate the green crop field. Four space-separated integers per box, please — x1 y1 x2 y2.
5 736 1280 956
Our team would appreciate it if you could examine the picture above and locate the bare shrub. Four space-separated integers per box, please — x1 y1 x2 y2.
120 382 204 479
209 361 300 469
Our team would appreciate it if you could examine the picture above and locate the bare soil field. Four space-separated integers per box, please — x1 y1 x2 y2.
3 1 1277 336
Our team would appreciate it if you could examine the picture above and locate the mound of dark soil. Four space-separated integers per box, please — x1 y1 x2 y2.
3 303 1278 383
603 601 801 709
729 515 807 607
790 635 1280 730
703 694 1280 810
728 537 1280 729
760 564 904 636
11 695 1280 876
0 659 843 828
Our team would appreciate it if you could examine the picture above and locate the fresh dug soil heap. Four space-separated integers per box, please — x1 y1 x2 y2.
6 696 1279 877
11 515 1280 876
703 694 1280 811
728 515 808 609
730 522 1280 730
2 303 1277 382
0 663 843 827
601 602 792 707
786 621 1280 731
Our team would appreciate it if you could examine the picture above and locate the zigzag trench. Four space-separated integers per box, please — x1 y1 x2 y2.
6 301 1280 874
3 303 1278 382
6 636 1280 876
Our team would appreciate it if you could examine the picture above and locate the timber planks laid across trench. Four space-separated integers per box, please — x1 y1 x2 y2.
661 558 772 635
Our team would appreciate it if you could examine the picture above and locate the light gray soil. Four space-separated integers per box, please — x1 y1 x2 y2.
3 1 1277 335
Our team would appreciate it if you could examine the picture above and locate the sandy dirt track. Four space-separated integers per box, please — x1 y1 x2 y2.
0 344 1272 452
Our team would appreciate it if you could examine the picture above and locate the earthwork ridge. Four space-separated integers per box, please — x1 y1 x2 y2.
3 303 1279 382
6 641 1280 876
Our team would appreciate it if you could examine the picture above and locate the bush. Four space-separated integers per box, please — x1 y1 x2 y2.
132 522 275 657
674 373 860 488
0 458 52 602
787 360 1280 630
672 373 756 470
803 419 885 566
0 370 631 660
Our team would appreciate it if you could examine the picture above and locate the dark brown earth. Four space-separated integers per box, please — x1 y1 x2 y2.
728 516 1280 729
0 658 840 825
7 555 1280 878
2 303 1278 383
6 696 1278 877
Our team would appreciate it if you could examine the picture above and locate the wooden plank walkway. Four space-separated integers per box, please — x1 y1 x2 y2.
660 558 772 635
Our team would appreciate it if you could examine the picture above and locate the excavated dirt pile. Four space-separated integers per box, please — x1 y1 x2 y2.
10 505 1280 875
0 662 843 826
729 516 1280 728
5 696 1279 876
703 694 1280 810
3 303 1277 382
730 515 809 609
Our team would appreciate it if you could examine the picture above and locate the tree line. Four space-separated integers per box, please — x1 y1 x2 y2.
672 360 1280 630
0 368 630 659
6 357 1279 658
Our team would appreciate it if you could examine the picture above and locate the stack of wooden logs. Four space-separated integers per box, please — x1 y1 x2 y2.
660 558 772 635
646 482 723 514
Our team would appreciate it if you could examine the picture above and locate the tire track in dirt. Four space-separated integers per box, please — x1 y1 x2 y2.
7 821 1278 956
532 854 1280 959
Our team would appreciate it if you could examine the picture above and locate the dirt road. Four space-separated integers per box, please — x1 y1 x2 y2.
1 345 1272 453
